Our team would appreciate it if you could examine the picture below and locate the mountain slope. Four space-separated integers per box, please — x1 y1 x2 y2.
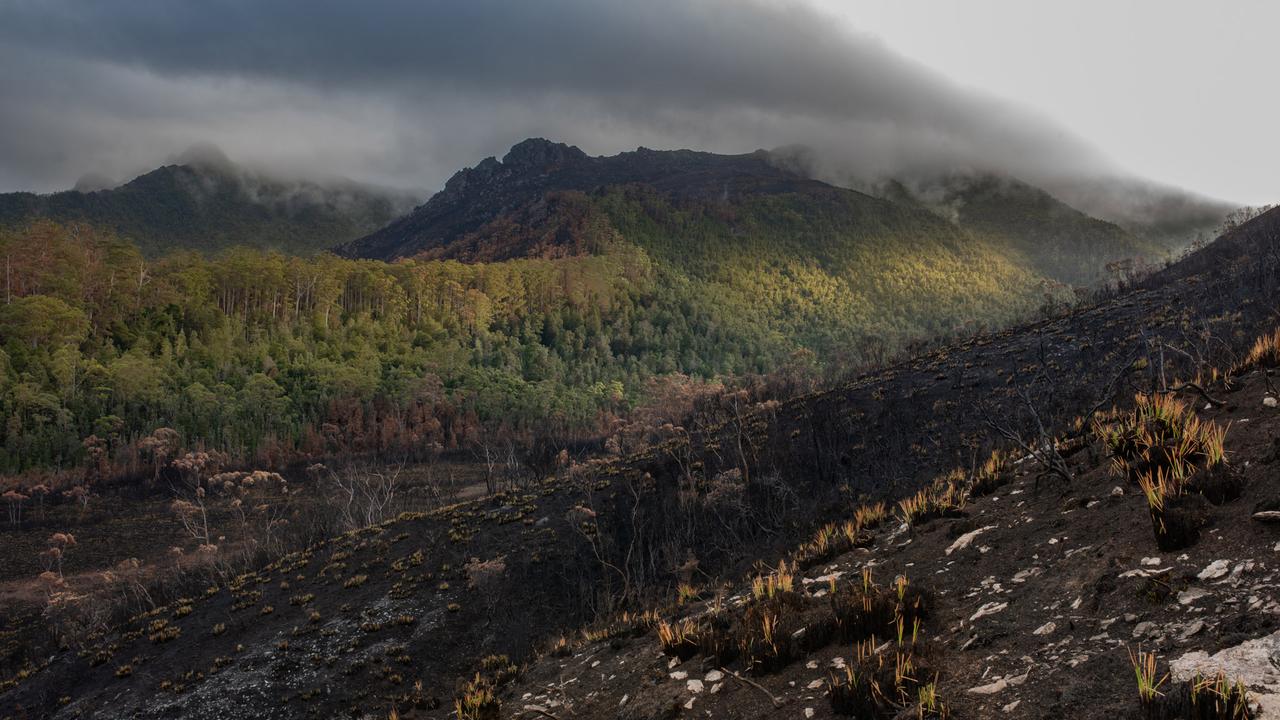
0 159 417 257
878 173 1166 286
340 139 1065 364
3 204 1276 720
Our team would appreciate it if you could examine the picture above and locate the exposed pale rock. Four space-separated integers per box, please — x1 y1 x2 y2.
1132 621 1156 638
1197 560 1231 580
1177 588 1210 606
967 671 1029 695
1263 396 1277 408
946 525 997 556
970 602 1009 621
1033 621 1056 636
1171 630 1280 715
686 679 703 693
704 670 723 683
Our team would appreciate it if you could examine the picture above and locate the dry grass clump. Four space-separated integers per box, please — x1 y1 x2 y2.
897 477 966 527
1095 393 1237 550
965 450 1008 497
750 560 796 600
1234 326 1280 373
1095 393 1229 482
1129 648 1253 719
453 673 499 720
656 617 700 661
795 519 871 569
826 572 936 715
828 636 946 718
829 569 929 645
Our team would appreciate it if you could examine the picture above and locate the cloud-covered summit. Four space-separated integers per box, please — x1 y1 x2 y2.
0 0 1114 195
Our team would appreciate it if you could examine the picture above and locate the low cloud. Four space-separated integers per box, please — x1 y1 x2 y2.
0 0 1116 194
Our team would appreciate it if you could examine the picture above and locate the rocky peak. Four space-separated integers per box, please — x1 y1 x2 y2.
500 138 588 170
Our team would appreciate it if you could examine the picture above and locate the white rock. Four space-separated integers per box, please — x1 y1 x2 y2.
1003 700 1022 713
1111 486 1125 497
1132 621 1156 638
686 679 704 693
1263 396 1277 408
1179 620 1205 640
710 682 722 694
805 709 815 719
619 694 629 706
1141 557 1162 566
1177 588 1210 606
1170 630 1280 715
684 697 695 710
1197 559 1231 580
967 671 1029 695
1033 621 1056 636
670 670 688 680
1011 567 1042 583
704 670 724 683
806 679 823 689
970 601 1009 621
946 525 997 556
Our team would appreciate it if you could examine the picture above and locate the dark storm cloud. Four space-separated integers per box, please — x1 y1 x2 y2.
0 0 1113 193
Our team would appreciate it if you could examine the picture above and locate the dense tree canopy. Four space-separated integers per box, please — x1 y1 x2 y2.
0 187 1053 479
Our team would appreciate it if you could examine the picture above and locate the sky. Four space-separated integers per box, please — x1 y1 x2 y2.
0 0 1273 205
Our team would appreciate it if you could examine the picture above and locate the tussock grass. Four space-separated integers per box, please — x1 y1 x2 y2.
1096 393 1236 549
1130 648 1253 719
1235 326 1280 373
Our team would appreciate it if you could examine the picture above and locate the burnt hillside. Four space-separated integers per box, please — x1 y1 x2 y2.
3 208 1277 720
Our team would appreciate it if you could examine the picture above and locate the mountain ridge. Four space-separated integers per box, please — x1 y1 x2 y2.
339 139 1176 290
0 158 418 257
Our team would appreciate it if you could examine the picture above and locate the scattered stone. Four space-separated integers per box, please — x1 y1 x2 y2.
670 670 688 680
1033 621 1056 636
1011 567 1042 583
806 679 823 690
1264 396 1277 408
1111 486 1125 497
1132 621 1156 639
1177 588 1210 606
945 525 996 556
970 601 1009 621
967 671 1030 695
805 709 815 718
1140 557 1161 566
704 670 723 683
686 679 703 693
1197 560 1231 580
1253 511 1280 523
1124 613 1138 623
1003 700 1022 713
1179 620 1205 641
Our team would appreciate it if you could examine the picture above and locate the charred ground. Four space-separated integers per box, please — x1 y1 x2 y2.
2 210 1278 719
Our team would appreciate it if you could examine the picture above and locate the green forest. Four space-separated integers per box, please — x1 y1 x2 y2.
0 188 1055 480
